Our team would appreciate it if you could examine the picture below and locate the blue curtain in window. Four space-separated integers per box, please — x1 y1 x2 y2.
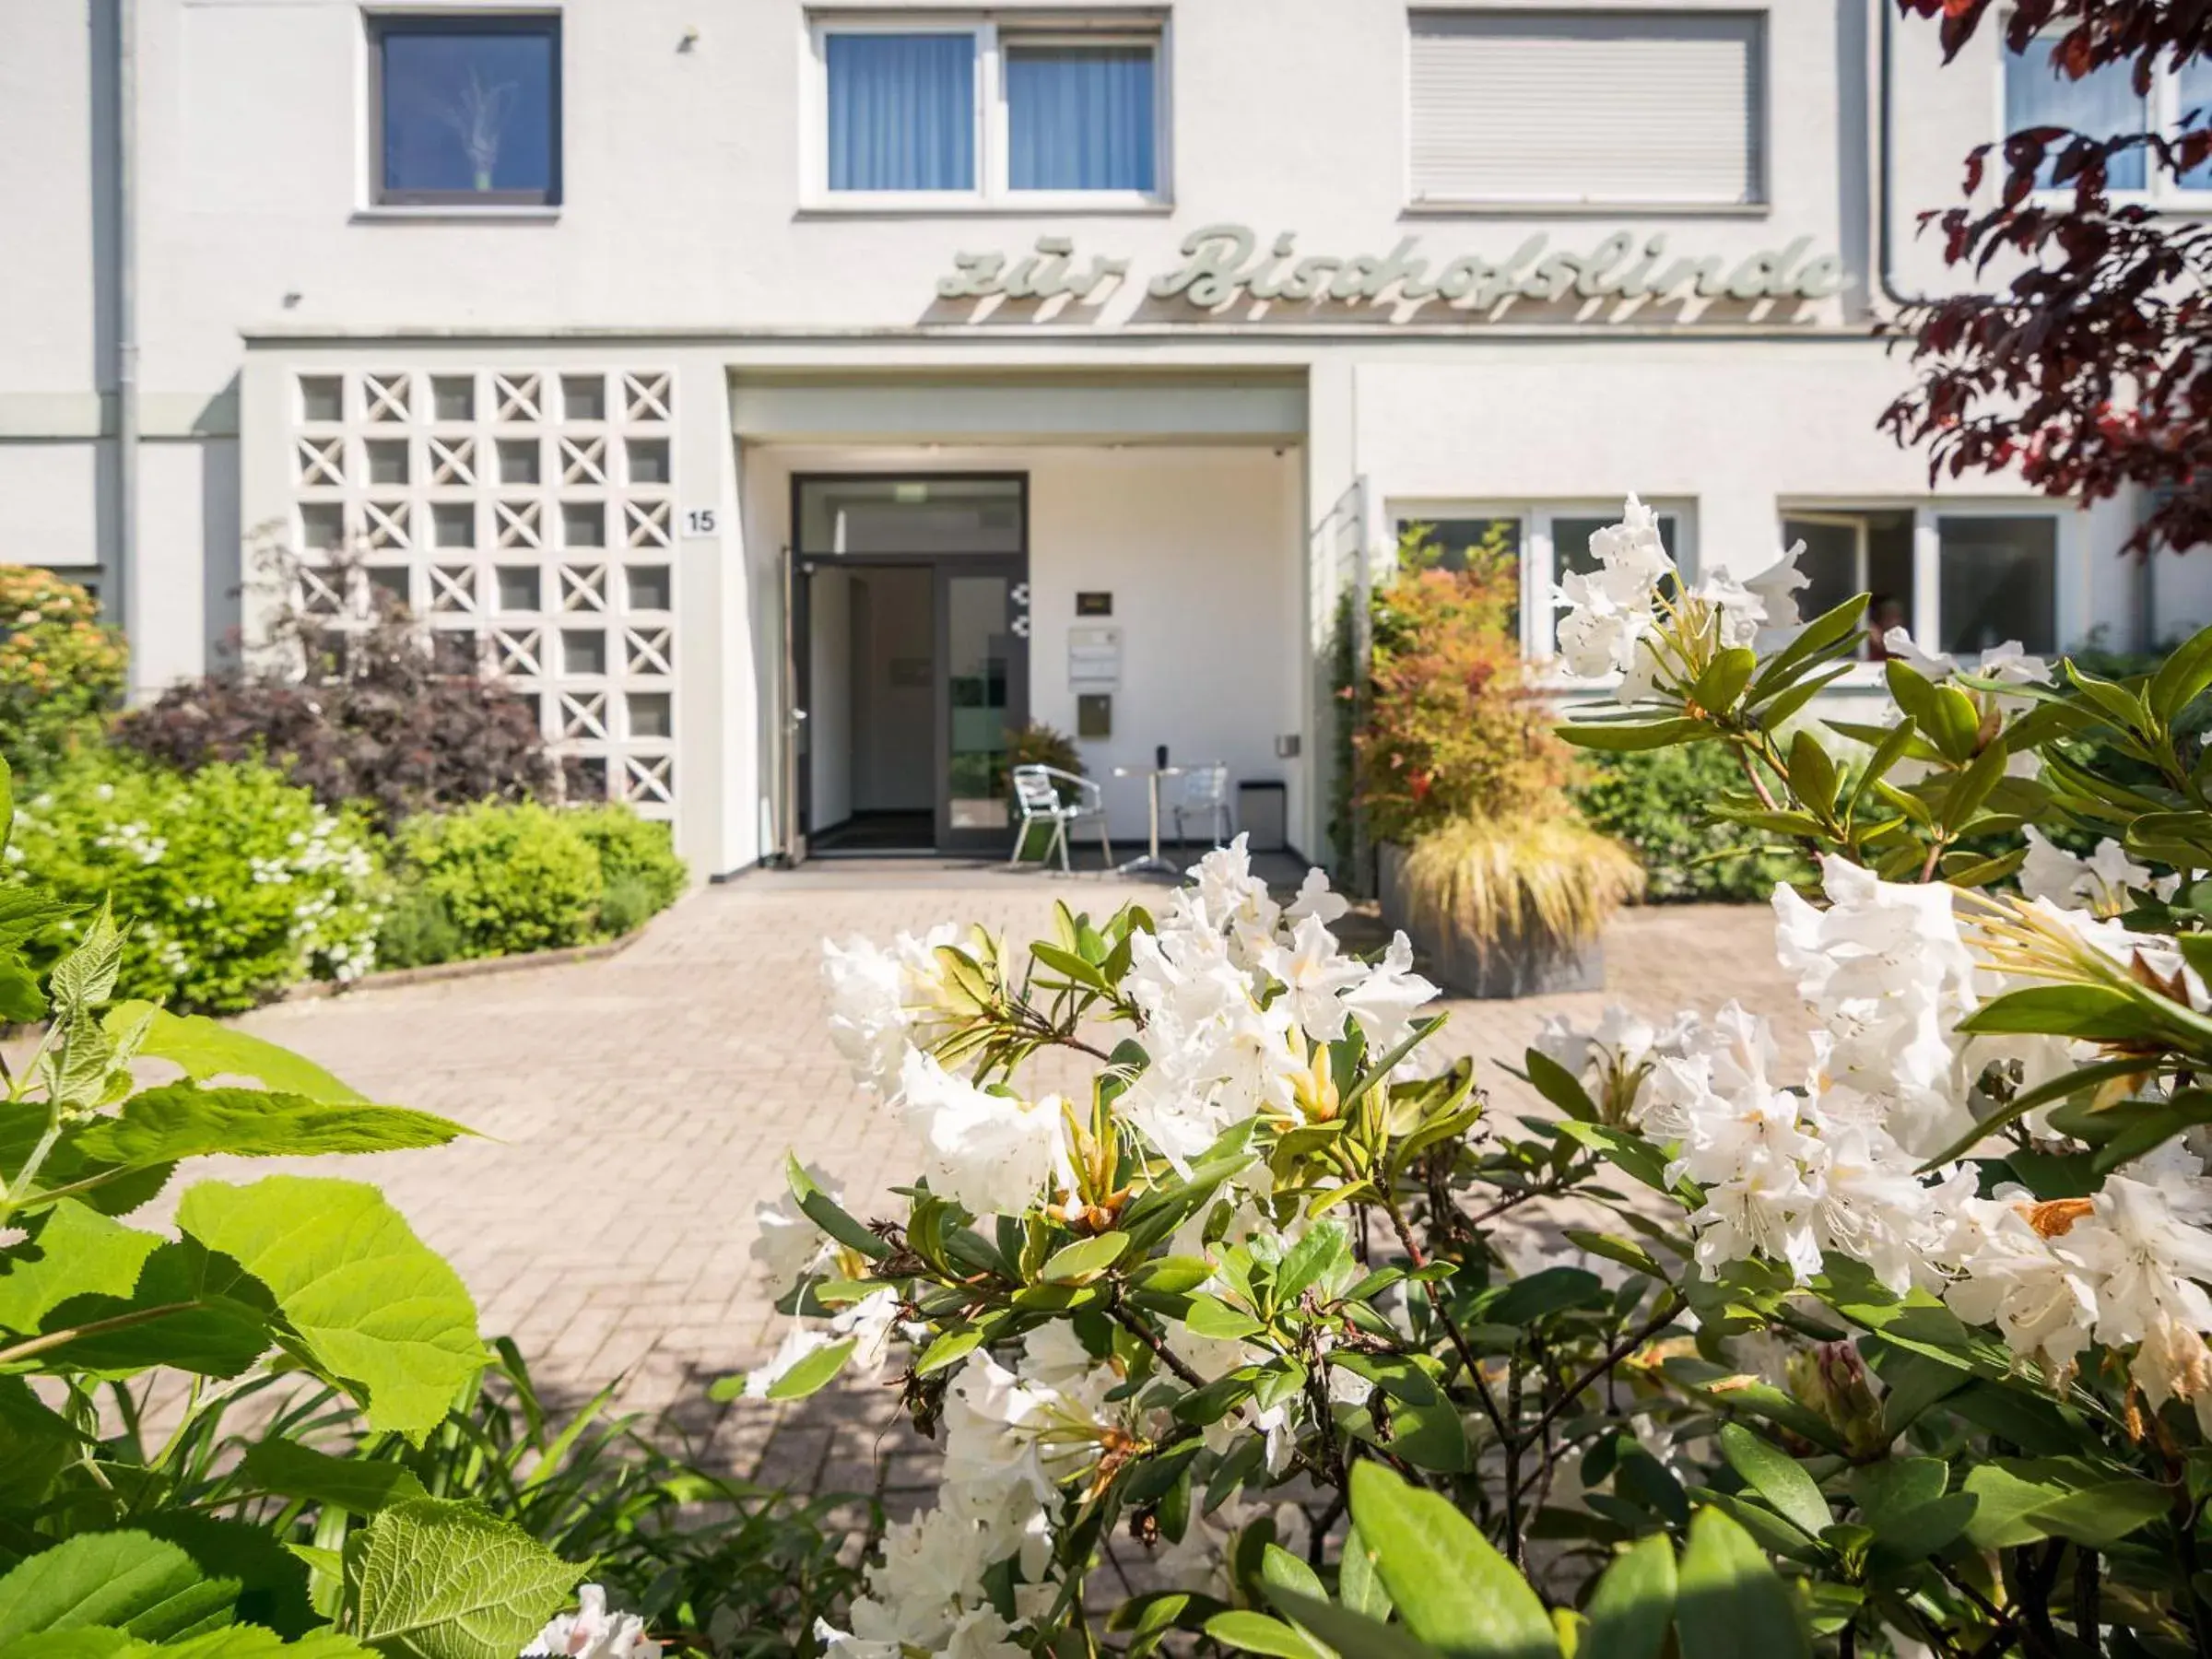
827 33 974 191
2180 58 2212 187
1007 46 1156 192
2006 41 2147 188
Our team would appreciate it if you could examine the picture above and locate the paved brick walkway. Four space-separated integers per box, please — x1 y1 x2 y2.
210 866 1801 1497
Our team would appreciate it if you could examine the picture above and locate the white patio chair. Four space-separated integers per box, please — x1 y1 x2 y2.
1010 764 1112 872
1171 762 1233 849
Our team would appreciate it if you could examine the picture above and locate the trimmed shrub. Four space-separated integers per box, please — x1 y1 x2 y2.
113 544 556 830
568 804 687 925
0 565 127 781
374 883 465 971
8 749 386 1012
394 800 602 959
1571 744 1805 901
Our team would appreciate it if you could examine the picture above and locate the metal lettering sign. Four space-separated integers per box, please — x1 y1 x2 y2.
935 224 1846 319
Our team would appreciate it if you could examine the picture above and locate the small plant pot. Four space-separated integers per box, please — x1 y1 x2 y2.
1376 842 1606 999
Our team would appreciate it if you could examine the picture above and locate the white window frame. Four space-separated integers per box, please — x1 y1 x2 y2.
1390 498 1700 673
1402 6 1771 214
802 15 1171 211
1778 500 2086 682
2000 25 2212 211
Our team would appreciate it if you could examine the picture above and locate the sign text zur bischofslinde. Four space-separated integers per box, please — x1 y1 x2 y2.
935 223 1847 314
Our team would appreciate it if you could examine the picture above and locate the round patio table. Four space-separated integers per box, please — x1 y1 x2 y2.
1112 763 1185 877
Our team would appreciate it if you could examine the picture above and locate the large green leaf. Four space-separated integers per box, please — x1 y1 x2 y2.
1717 1424 1831 1540
0 1377 76 1508
1347 1462 1557 1659
341 1500 580 1659
1580 1535 1677 1659
135 1517 316 1641
1851 1459 1973 1565
1204 1611 1330 1659
237 1441 428 1517
1265 1591 1441 1659
0 1629 378 1659
0 1532 236 1643
102 1007 364 1104
175 1178 484 1441
45 1239 276 1380
0 1203 162 1335
1673 1509 1806 1659
72 1086 468 1170
1961 1460 2171 1550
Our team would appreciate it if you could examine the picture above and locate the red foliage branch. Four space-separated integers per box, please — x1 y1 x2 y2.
1884 0 2212 556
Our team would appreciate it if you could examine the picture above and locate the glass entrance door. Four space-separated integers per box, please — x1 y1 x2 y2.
937 558 1030 854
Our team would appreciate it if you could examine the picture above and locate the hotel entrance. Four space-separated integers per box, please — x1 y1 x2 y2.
786 476 1030 859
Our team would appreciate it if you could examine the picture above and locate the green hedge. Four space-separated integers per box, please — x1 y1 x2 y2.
384 799 688 965
7 748 386 1012
1570 745 1804 902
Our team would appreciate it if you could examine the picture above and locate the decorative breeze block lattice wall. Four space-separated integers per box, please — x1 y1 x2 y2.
288 369 678 817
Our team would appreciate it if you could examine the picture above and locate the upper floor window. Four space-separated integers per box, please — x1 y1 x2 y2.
370 14 562 206
1407 10 1765 208
812 18 1164 206
2005 33 2212 197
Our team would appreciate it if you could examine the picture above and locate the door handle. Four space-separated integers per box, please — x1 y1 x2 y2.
1010 582 1030 607
1011 615 1031 639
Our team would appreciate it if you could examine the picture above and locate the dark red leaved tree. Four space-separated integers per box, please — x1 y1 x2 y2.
1886 0 2212 555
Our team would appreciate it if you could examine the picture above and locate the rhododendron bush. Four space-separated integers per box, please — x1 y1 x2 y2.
746 500 2212 1659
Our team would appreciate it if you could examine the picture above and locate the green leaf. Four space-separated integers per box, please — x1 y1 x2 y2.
1276 1221 1351 1302
0 1532 236 1643
1717 1424 1832 1539
912 1326 982 1377
2149 622 2212 720
1339 1524 1393 1623
763 1335 855 1401
1521 1052 1598 1123
1850 1460 1971 1565
1784 730 1838 818
174 1177 485 1442
101 1006 365 1103
1347 1461 1557 1659
1182 1294 1265 1342
1559 719 1707 753
1691 649 1757 716
1261 1545 1326 1604
1487 1267 1606 1328
1673 1508 1807 1659
1749 594 1869 701
1039 1231 1130 1284
1204 1612 1330 1659
0 1377 76 1508
0 1202 162 1335
1580 1534 1677 1659
341 1500 581 1659
1956 984 2170 1043
238 1441 429 1516
135 1515 319 1641
46 907 123 1017
72 1086 468 1171
1960 1460 2171 1550
1265 1590 1442 1659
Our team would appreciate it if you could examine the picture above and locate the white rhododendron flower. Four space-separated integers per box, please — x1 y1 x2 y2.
898 1050 1071 1219
524 1586 661 1659
2018 826 2178 916
821 924 959 1100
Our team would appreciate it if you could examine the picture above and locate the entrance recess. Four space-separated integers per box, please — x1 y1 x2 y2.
787 476 1030 859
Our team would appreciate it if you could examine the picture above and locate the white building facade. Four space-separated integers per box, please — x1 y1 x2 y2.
3 0 2200 874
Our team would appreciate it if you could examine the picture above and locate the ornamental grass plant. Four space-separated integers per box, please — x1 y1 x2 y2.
1352 525 1641 971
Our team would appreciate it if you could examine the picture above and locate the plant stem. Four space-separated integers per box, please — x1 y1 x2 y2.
1107 1305 1206 1390
0 1105 65 1232
0 1301 199 1368
2076 1547 2100 1656
1517 1294 1685 1457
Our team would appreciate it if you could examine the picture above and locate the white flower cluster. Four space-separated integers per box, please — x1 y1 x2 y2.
93 820 168 865
1550 494 1808 694
524 1584 662 1659
1544 853 2212 1423
774 841 1441 1658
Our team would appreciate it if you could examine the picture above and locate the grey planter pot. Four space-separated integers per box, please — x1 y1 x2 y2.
1376 842 1606 1000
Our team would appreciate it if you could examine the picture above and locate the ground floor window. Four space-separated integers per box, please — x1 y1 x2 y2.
1781 505 2065 660
1391 500 1687 663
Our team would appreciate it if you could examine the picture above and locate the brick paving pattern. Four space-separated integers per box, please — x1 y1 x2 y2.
201 865 1801 1505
